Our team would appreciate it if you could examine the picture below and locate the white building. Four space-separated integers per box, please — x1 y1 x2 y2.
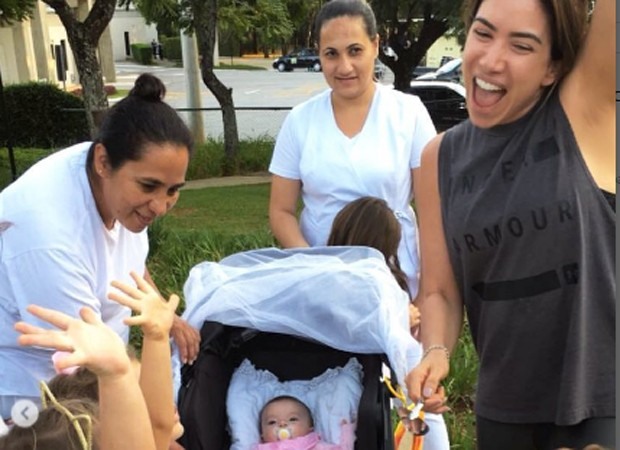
0 1 157 86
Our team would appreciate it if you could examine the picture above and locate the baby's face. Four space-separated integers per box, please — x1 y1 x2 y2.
260 398 313 443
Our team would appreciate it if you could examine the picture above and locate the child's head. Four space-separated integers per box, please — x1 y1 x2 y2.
47 345 184 442
259 396 314 443
328 196 409 294
0 397 99 450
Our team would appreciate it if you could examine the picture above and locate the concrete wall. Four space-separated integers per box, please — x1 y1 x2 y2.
0 5 156 86
0 28 19 85
46 13 78 86
108 9 158 61
425 35 462 68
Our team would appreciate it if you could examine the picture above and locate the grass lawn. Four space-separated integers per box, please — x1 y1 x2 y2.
169 183 272 235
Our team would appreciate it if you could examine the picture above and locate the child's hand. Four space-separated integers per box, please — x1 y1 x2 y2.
15 305 130 378
408 304 421 329
108 271 180 342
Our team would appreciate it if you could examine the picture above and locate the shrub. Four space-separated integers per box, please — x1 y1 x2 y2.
161 36 182 62
185 136 274 180
131 43 153 65
0 82 89 149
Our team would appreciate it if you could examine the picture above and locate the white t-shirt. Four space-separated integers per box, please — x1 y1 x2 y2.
0 142 148 400
269 84 436 295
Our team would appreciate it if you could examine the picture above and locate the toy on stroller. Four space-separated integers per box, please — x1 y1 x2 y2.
174 246 422 450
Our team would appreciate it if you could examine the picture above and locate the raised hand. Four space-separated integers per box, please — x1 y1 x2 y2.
15 305 130 378
108 271 180 342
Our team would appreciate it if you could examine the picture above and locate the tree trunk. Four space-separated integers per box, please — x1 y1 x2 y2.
191 0 240 175
387 14 448 92
43 0 115 137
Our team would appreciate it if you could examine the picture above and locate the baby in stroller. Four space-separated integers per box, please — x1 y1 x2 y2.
257 394 355 449
174 245 422 450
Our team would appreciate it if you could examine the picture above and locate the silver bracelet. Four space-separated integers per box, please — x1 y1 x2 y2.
423 345 450 361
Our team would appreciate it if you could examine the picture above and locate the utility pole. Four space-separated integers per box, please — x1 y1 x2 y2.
181 31 205 144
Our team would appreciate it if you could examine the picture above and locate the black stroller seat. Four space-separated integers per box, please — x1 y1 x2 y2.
174 246 420 450
177 321 395 450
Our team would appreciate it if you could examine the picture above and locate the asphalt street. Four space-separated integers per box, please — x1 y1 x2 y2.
112 59 394 139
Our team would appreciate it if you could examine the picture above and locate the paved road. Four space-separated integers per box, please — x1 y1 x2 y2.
112 59 394 139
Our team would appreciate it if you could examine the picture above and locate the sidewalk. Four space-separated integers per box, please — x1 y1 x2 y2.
182 173 271 190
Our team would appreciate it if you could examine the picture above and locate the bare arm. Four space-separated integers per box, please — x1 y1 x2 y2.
560 0 615 192
406 134 464 404
144 268 200 365
15 306 156 450
109 272 180 450
268 175 309 248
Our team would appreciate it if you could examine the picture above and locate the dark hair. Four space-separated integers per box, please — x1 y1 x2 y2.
0 398 99 450
462 0 589 81
314 0 378 45
86 73 193 172
328 196 410 296
259 395 315 429
48 367 99 402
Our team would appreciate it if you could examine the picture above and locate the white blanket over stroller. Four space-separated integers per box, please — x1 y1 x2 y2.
179 246 422 386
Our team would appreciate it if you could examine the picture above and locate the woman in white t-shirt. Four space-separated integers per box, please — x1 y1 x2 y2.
268 0 434 298
0 73 200 420
268 1 448 448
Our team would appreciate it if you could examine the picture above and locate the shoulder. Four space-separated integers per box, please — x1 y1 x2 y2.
289 89 332 118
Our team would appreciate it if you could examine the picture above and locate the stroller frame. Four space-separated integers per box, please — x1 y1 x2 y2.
177 320 396 450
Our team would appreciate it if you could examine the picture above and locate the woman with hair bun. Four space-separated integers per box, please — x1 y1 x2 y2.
0 73 200 421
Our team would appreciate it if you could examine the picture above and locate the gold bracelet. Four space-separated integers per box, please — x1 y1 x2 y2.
423 345 450 361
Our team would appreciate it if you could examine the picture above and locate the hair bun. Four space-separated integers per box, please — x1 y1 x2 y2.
129 73 167 101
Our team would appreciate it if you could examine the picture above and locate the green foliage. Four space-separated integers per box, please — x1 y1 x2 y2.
131 43 154 64
185 135 273 180
161 36 182 61
0 82 89 149
0 148 54 190
253 0 294 52
0 0 37 25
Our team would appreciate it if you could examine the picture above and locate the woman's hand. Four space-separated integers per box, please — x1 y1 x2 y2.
108 271 179 342
170 316 201 365
15 305 131 378
405 350 451 412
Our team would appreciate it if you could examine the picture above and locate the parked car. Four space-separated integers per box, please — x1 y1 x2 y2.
415 57 462 83
405 80 468 131
411 65 435 79
272 48 321 72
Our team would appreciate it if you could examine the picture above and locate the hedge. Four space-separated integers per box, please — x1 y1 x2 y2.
131 43 153 65
0 82 90 149
161 36 182 62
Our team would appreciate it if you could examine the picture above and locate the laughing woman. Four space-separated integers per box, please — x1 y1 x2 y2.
407 0 615 448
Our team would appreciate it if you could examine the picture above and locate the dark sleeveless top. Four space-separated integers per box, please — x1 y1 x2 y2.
437 90 615 425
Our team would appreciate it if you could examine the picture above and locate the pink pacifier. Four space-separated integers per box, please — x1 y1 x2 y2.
276 427 292 440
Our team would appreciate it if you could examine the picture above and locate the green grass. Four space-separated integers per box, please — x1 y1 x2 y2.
217 62 267 70
0 147 55 188
168 184 271 234
108 88 129 99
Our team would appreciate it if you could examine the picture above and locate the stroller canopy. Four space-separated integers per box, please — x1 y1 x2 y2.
181 246 422 386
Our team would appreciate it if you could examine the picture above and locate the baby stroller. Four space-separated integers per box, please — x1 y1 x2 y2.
174 247 421 450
